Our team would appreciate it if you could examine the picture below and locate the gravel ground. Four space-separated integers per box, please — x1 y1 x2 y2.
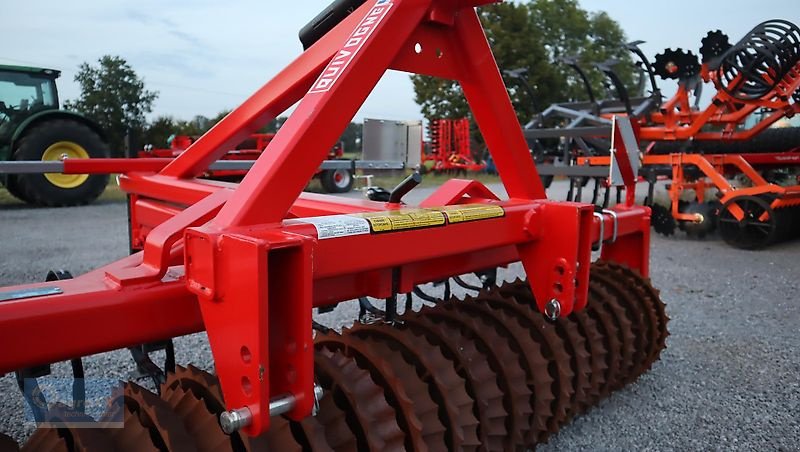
0 180 798 450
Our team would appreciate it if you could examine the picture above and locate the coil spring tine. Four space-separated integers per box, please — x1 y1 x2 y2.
567 178 575 202
602 184 611 208
645 179 655 207
15 371 48 423
476 268 498 289
615 187 622 205
70 358 86 414
358 297 384 322
591 178 600 205
313 320 332 334
575 178 584 202
385 295 398 322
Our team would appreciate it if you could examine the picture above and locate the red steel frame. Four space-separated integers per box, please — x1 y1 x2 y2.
0 0 652 436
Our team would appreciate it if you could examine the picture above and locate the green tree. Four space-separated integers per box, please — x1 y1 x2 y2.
142 115 177 147
65 55 158 155
339 122 363 154
411 0 634 130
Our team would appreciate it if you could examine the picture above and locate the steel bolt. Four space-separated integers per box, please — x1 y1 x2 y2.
312 383 324 416
219 407 252 434
544 299 561 321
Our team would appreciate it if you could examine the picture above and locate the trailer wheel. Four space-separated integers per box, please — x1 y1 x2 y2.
10 119 110 207
320 168 354 193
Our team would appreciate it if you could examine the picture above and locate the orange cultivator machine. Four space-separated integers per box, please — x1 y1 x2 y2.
520 19 800 249
0 1 668 450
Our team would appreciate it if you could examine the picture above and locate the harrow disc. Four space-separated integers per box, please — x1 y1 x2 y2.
654 48 701 80
700 30 732 63
679 201 719 239
651 203 677 236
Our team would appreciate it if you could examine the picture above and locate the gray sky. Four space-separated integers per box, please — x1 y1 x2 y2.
3 1 797 123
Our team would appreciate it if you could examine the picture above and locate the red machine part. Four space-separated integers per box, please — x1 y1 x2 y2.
424 118 486 172
139 133 345 179
0 0 655 441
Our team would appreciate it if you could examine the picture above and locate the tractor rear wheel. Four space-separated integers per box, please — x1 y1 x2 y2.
9 119 109 207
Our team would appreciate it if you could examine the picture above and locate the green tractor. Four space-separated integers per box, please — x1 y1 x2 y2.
0 64 109 206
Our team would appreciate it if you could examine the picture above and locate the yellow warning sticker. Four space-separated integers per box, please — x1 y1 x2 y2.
441 205 505 223
357 209 446 233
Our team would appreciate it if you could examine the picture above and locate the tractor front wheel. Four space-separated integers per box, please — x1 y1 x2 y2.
9 119 109 207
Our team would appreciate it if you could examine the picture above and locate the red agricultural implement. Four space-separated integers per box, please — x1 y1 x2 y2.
140 133 358 193
0 1 668 450
514 19 800 249
423 118 486 172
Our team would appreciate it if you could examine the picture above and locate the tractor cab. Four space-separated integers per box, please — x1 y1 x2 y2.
0 65 60 137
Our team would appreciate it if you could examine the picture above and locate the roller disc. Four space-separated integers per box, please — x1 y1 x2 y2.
568 307 609 408
584 281 623 398
0 433 18 452
399 316 508 451
589 268 652 382
581 278 636 391
595 261 670 368
100 397 159 452
455 296 555 445
20 427 68 452
313 346 405 451
266 417 304 452
161 365 267 451
347 322 481 451
22 405 114 452
409 305 532 450
316 333 433 451
718 195 778 249
483 285 578 441
159 383 234 452
119 382 196 452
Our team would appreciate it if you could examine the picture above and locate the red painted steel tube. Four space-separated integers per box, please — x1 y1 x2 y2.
0 199 646 375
